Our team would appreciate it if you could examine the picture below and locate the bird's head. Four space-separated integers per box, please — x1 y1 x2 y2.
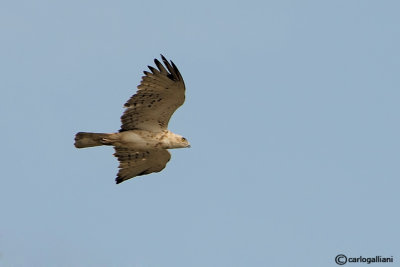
179 136 191 148
169 133 191 149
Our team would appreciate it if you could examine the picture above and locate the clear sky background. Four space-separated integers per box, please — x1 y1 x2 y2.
1 0 399 266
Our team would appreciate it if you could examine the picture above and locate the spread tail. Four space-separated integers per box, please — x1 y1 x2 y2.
74 132 111 148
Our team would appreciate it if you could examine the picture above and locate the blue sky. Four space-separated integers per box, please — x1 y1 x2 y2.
1 0 399 266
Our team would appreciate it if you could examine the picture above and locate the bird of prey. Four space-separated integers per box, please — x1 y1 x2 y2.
74 55 190 184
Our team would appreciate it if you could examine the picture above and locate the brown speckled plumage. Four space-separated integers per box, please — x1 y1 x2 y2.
74 55 190 184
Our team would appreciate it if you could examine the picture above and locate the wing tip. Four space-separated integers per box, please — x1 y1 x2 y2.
115 177 123 184
157 54 183 82
148 65 158 74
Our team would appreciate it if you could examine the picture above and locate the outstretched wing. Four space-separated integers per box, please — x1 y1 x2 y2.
113 147 171 184
120 55 185 132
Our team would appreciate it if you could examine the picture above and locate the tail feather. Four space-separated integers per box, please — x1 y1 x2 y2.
74 132 110 148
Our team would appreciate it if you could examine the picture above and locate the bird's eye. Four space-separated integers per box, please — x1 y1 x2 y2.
181 137 186 142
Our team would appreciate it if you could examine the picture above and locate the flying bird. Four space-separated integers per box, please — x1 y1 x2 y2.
74 55 190 184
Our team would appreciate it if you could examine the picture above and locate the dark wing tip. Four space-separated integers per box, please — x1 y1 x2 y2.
115 176 123 184
161 55 170 67
148 65 157 74
157 55 183 82
170 60 183 81
142 55 183 84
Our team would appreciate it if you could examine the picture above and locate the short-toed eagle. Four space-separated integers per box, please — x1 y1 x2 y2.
74 55 190 184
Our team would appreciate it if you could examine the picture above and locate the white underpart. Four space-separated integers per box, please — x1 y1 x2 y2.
118 131 160 149
112 130 188 150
